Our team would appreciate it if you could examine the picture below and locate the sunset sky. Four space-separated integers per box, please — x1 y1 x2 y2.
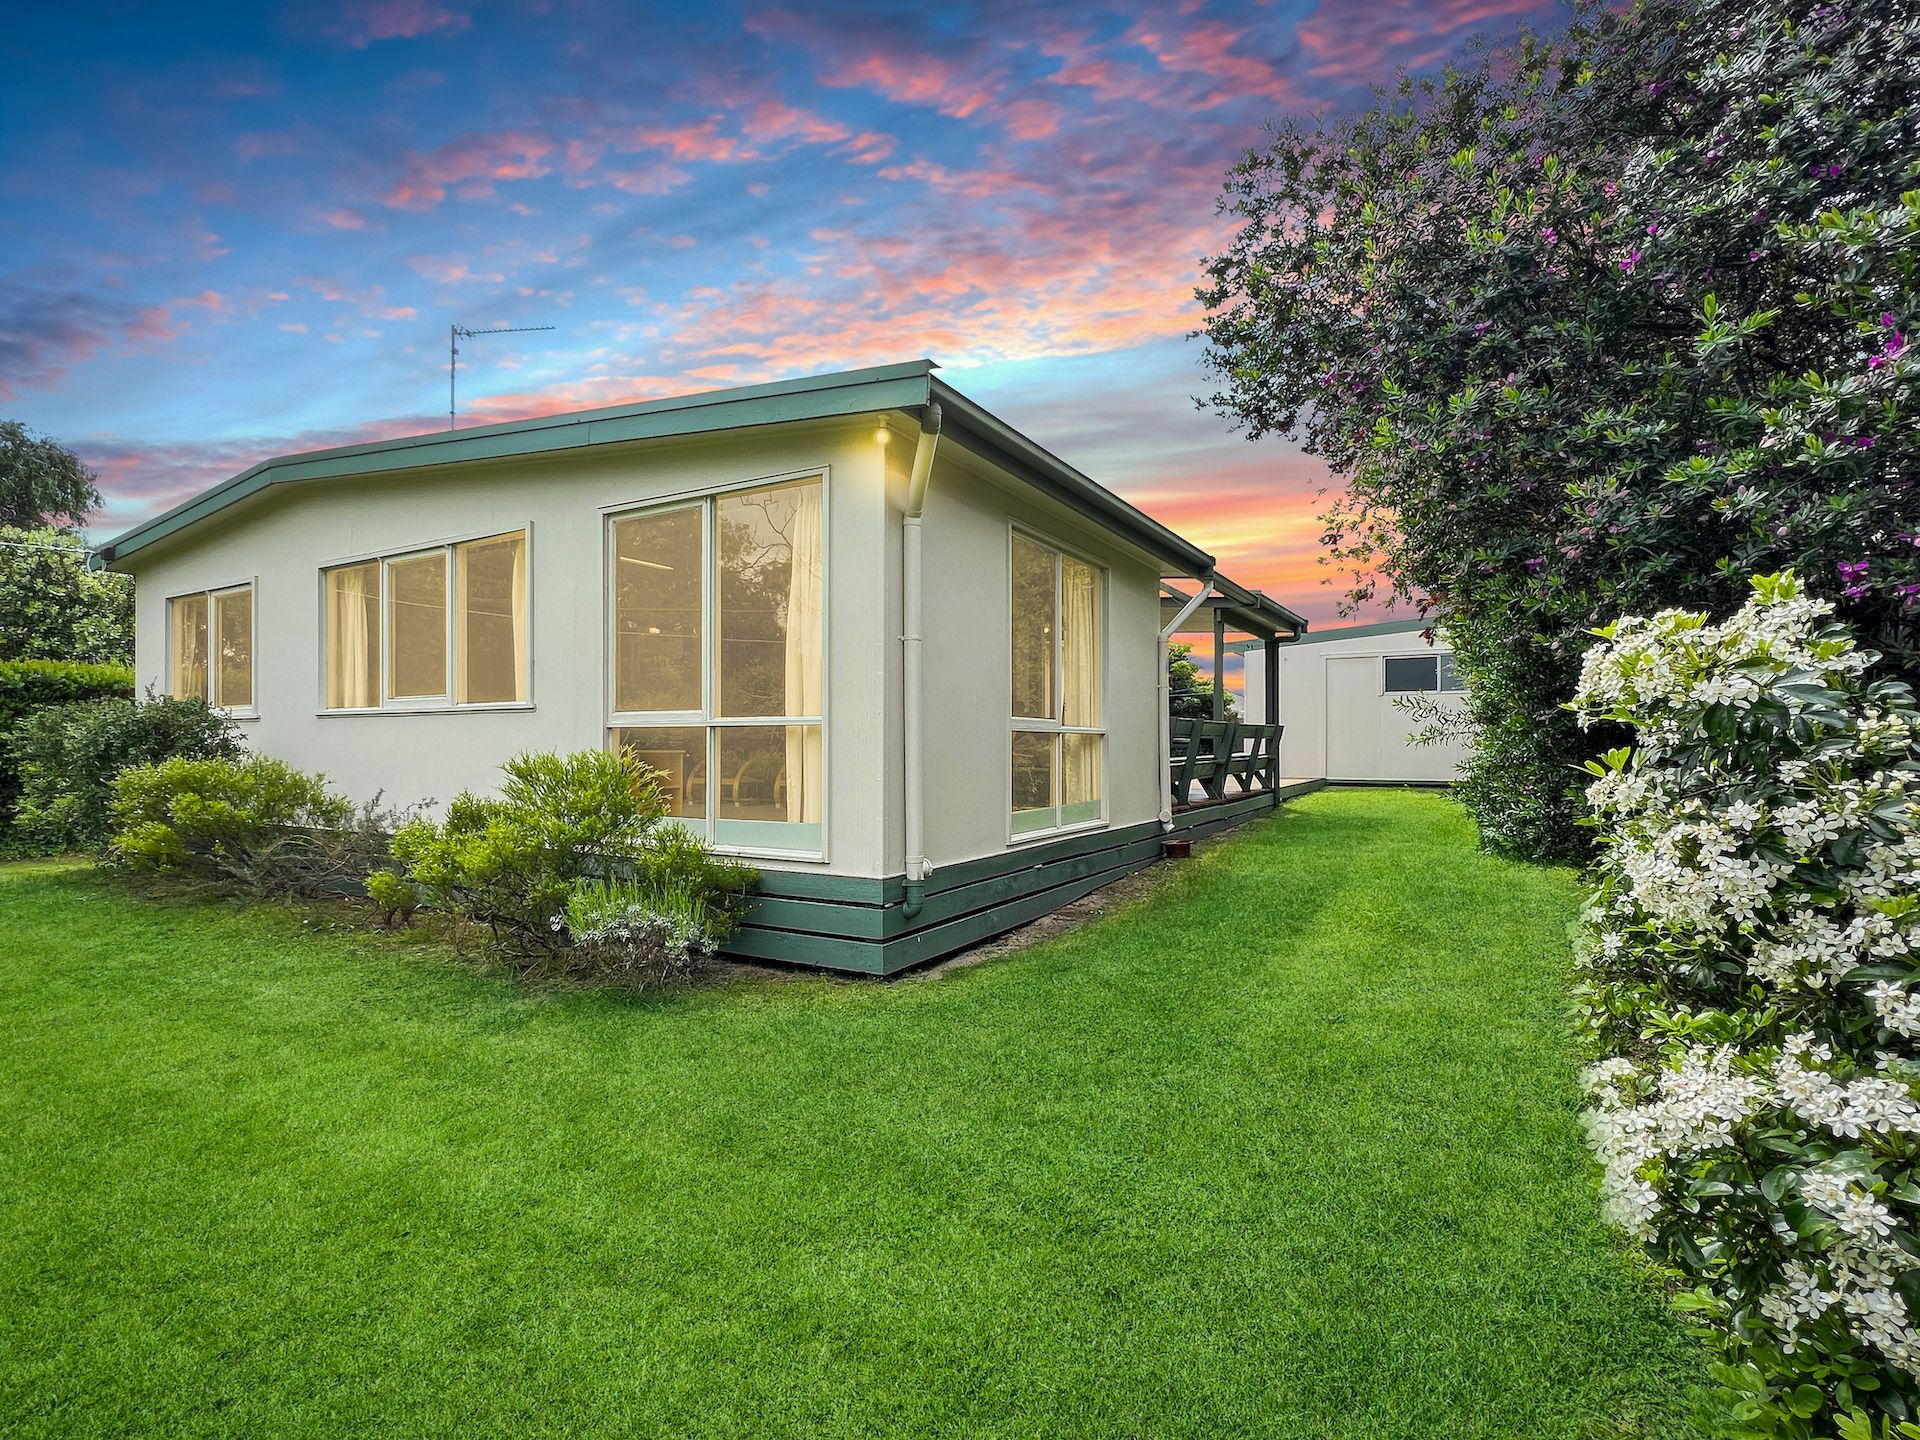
3 0 1560 628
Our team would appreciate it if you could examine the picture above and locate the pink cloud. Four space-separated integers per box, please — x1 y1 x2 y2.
382 129 555 210
1297 0 1551 79
0 284 182 399
341 0 471 48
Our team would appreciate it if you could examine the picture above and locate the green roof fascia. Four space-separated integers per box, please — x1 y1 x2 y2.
1265 617 1435 648
98 360 939 565
930 377 1214 577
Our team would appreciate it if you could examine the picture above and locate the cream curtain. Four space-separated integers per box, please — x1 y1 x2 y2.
1061 557 1101 806
327 566 376 709
783 482 824 824
509 533 529 701
171 595 208 701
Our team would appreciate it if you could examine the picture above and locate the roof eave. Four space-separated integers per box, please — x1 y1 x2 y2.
99 360 939 566
929 378 1213 577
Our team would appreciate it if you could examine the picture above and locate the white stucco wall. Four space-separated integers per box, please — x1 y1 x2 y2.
913 445 1165 874
1251 625 1472 783
124 417 895 876
121 412 1173 882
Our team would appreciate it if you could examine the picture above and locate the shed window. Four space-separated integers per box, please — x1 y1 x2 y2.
169 583 253 712
609 476 824 857
1383 656 1440 693
1010 533 1104 838
322 530 528 710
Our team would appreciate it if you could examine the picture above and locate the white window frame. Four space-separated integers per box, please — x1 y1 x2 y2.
605 468 829 862
165 579 258 719
316 524 534 714
1007 524 1108 845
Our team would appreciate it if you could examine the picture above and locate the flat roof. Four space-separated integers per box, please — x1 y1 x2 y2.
97 359 1224 579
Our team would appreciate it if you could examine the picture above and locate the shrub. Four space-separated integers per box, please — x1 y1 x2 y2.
1573 573 1920 1435
387 749 753 956
0 525 133 666
0 658 134 848
110 756 355 893
1199 0 1920 863
9 692 240 851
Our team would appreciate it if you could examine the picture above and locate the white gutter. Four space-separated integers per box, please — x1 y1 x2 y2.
901 401 943 919
1158 579 1215 829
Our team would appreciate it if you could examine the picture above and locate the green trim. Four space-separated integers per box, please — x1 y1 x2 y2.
729 790 1304 976
100 362 1236 580
931 380 1212 576
1284 618 1434 646
100 362 939 565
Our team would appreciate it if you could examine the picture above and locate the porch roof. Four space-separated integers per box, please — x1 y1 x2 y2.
96 359 1219 578
1159 575 1308 642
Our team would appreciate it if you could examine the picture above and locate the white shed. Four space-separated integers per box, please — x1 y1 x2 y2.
1239 619 1471 784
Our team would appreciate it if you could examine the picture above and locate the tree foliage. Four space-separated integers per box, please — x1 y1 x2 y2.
0 421 101 531
1199 0 1920 860
0 526 133 665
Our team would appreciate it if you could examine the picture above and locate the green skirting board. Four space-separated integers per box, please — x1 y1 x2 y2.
724 780 1325 976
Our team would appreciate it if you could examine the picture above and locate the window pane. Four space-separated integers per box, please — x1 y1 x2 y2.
1438 653 1466 692
388 552 448 699
613 726 705 822
1060 555 1100 728
325 563 381 709
714 724 821 851
1010 534 1056 720
1383 656 1438 693
169 593 208 701
1062 733 1101 826
1011 730 1057 835
456 531 526 704
716 479 822 719
213 589 253 710
614 507 702 713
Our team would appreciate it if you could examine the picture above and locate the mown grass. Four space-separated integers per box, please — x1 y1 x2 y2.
0 789 1709 1438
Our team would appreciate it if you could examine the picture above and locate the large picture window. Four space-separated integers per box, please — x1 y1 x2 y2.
610 476 824 856
169 583 254 712
1009 531 1104 838
322 530 528 710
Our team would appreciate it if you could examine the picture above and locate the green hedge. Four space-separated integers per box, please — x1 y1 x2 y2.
0 659 136 848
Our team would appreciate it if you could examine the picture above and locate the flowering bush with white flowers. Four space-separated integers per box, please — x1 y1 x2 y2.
1574 572 1920 1437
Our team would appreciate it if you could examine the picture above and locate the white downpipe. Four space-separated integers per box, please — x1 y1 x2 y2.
902 402 942 918
1158 579 1214 829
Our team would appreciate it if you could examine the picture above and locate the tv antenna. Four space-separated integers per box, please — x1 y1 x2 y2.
449 322 555 430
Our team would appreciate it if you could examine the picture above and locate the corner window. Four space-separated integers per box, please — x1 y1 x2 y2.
609 476 824 857
322 530 528 710
1010 532 1104 838
169 583 253 712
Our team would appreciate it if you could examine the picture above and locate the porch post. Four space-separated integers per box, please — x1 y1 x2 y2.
1212 609 1226 721
1264 636 1279 726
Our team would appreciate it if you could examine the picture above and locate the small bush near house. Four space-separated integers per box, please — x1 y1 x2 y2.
1573 573 1920 1437
10 693 239 851
386 749 755 966
0 658 134 849
110 756 355 894
551 877 710 986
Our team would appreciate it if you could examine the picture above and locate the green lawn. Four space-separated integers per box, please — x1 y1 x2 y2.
0 789 1708 1438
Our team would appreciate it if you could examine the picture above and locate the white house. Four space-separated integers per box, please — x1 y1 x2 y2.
98 361 1306 974
1238 619 1472 784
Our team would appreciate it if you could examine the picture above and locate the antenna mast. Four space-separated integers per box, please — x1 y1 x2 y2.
449 322 556 430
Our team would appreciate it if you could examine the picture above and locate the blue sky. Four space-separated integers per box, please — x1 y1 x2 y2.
1 0 1558 624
